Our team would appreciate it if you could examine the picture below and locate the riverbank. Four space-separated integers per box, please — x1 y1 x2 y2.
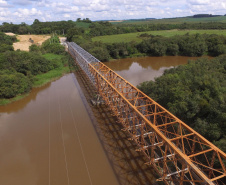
33 53 70 87
0 53 70 106
0 33 69 106
0 65 69 106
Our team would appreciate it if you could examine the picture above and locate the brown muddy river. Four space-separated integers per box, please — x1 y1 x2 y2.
0 56 201 185
0 74 119 185
105 56 201 86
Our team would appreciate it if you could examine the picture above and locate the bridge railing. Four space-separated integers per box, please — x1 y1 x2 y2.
68 42 99 85
68 42 226 185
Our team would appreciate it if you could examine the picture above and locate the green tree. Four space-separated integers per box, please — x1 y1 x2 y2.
0 71 32 98
138 55 226 152
89 46 110 62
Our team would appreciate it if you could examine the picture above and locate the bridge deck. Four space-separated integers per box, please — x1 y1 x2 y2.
68 42 226 185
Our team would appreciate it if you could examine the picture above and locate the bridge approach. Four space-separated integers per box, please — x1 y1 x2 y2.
68 42 226 185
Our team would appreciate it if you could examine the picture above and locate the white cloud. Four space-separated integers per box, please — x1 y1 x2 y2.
12 8 43 23
0 9 10 17
187 0 210 5
176 9 183 13
186 0 226 14
0 0 226 24
63 14 71 18
0 0 9 7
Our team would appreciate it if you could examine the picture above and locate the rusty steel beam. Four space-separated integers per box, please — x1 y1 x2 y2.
68 42 226 185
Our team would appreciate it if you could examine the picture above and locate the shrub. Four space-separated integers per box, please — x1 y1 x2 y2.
0 71 32 98
0 44 14 53
29 44 41 53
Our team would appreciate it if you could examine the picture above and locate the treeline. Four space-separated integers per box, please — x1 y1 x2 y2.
76 18 92 23
137 55 226 153
0 19 81 35
2 19 226 36
76 33 226 61
75 21 226 37
193 14 223 18
0 33 66 100
88 22 226 37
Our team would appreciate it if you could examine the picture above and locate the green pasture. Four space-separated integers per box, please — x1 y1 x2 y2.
92 29 226 43
75 22 91 28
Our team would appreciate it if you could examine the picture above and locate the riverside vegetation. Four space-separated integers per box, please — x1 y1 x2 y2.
0 33 70 105
138 55 226 153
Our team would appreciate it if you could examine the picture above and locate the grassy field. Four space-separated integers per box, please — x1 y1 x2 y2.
92 29 226 43
75 22 91 28
112 16 226 25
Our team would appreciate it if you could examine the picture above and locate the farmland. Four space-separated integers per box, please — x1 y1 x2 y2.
112 16 226 25
92 29 226 43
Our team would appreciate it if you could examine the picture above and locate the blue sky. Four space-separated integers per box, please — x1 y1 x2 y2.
0 0 226 24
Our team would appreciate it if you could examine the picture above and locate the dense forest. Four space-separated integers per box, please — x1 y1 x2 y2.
138 55 226 152
0 32 67 101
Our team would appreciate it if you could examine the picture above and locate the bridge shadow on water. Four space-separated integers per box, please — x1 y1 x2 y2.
73 66 159 185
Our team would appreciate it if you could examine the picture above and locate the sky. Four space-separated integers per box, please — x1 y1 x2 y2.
0 0 226 24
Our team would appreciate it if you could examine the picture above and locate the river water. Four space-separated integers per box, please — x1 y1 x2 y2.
0 56 199 185
105 56 200 86
0 74 119 185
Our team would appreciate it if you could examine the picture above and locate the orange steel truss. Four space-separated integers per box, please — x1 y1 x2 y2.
68 42 226 185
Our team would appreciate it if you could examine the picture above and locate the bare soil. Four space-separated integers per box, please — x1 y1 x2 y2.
5 33 67 51
13 35 51 51
5 32 16 36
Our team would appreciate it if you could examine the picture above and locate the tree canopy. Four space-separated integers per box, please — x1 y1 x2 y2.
138 55 226 152
0 33 67 100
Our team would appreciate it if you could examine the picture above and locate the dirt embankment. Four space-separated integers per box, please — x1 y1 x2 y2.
5 33 51 51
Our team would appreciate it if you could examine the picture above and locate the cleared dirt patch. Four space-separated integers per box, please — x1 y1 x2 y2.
5 32 16 36
13 35 51 51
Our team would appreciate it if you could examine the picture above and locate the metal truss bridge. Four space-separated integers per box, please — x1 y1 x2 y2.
68 42 226 185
